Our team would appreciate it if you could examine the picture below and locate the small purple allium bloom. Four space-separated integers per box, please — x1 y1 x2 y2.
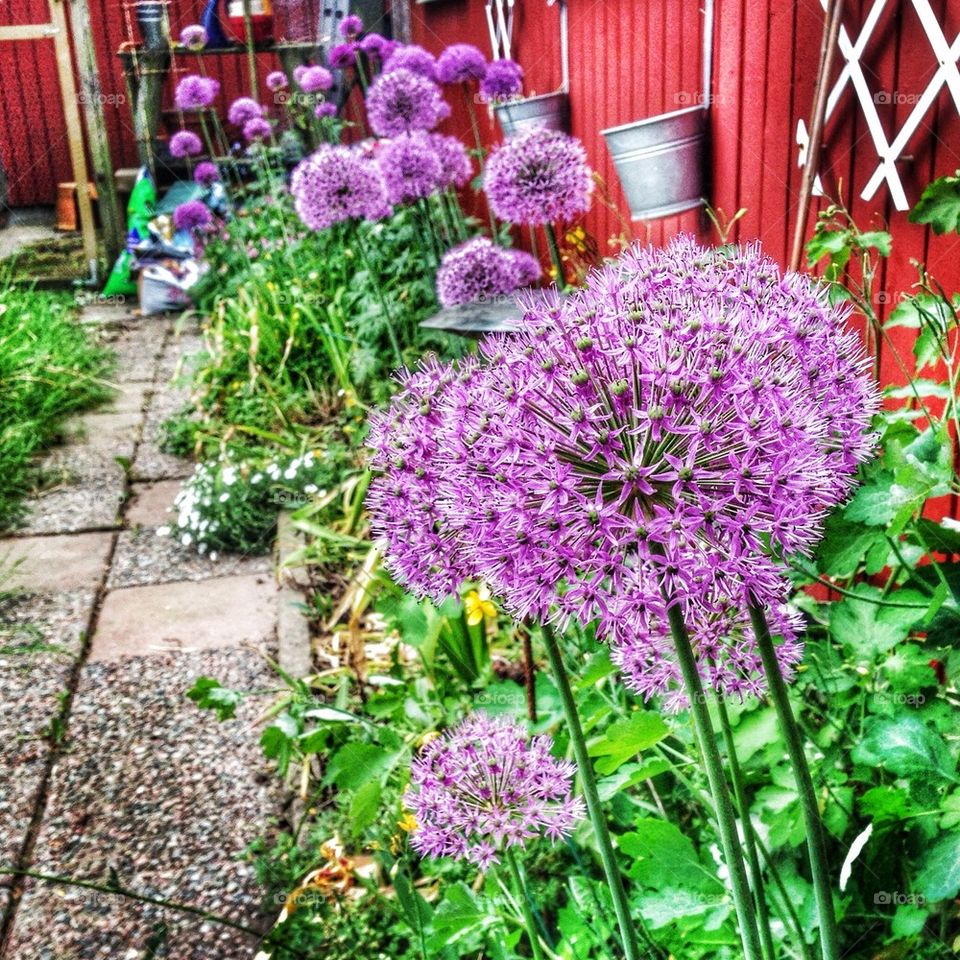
293 64 308 86
328 41 358 69
506 248 542 288
366 68 446 137
405 714 584 868
315 101 337 119
359 32 388 59
193 161 220 186
367 237 880 709
173 199 212 232
484 128 592 225
179 24 206 50
266 70 288 92
436 43 487 85
436 236 537 308
243 117 272 142
291 143 391 230
174 75 220 111
383 43 438 81
169 130 202 158
377 133 443 205
299 65 333 93
338 13 363 37
480 58 523 100
227 97 263 126
430 133 473 189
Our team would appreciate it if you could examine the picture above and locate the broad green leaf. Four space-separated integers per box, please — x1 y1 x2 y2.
857 230 892 255
852 715 955 779
828 584 926 659
427 882 496 949
909 171 960 234
816 516 885 576
916 830 960 900
325 742 395 791
881 644 940 694
597 758 672 801
348 779 382 836
186 676 244 721
858 785 918 823
730 707 780 764
637 886 730 930
621 819 718 891
588 712 669 775
892 902 929 938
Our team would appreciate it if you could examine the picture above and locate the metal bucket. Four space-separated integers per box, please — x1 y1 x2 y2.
135 0 168 49
602 105 708 220
495 91 570 138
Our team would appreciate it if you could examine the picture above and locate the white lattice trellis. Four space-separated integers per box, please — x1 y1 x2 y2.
796 0 960 210
485 0 515 60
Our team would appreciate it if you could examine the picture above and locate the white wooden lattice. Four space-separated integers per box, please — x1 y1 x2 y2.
796 0 960 210
485 0 515 61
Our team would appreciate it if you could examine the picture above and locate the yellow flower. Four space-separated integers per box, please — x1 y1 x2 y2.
397 812 418 833
464 585 496 626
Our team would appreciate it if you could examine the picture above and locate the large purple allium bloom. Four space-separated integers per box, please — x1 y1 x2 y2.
291 143 391 230
359 32 388 59
436 44 487 85
328 42 357 69
227 97 263 126
243 117 272 142
179 24 206 49
406 714 584 868
383 43 438 81
174 75 219 111
480 58 523 100
169 130 202 158
173 199 212 232
299 65 333 93
430 133 473 189
366 68 447 137
377 133 443 205
507 248 542 287
193 161 220 186
485 128 592 225
266 70 288 92
368 237 879 708
436 236 538 308
339 13 363 37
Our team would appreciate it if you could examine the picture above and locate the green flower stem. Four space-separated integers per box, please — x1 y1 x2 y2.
505 847 546 960
748 600 840 960
543 223 565 288
715 693 778 960
659 596 763 960
541 624 659 960
462 85 497 237
353 226 403 368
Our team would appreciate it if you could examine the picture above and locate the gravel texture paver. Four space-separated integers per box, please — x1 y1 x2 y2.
0 533 114 593
104 323 168 384
6 648 281 960
17 479 125 536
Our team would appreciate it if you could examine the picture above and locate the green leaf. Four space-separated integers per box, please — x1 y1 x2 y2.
857 230 892 255
881 644 940 694
815 516 885 576
186 676 244 721
325 742 395 791
858 785 918 823
892 902 929 938
912 518 960 556
597 758 671 801
910 171 960 234
828 584 926 659
426 882 497 950
852 715 955 779
916 830 960 900
730 708 781 765
621 819 718 891
588 712 669 775
348 779 382 836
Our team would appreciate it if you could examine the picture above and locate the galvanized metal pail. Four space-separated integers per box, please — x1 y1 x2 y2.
135 0 168 49
602 105 708 220
495 91 570 138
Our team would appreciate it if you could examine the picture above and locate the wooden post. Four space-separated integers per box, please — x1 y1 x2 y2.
67 0 125 268
48 0 98 269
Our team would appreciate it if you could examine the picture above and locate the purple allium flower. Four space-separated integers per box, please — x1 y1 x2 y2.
173 199 212 232
193 161 220 186
266 70 288 92
383 43 438 81
291 143 391 230
436 44 487 85
377 133 443 205
293 64 309 86
405 714 584 868
174 75 220 111
367 237 879 708
359 32 387 59
430 133 473 189
506 248 542 288
435 236 534 308
315 101 337 119
227 97 263 126
243 117 272 141
299 65 333 93
338 13 363 37
366 68 446 137
480 58 523 100
328 41 358 69
179 24 206 50
169 130 202 158
484 128 592 225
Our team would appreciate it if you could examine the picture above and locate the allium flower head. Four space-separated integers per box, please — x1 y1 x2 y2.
243 117 271 142
228 97 263 126
368 237 879 708
193 161 220 186
406 714 584 867
430 133 473 189
437 44 487 85
383 43 438 81
169 130 202 158
377 133 443 205
485 128 592 225
339 13 363 37
174 75 219 111
291 143 391 230
436 237 538 308
359 32 388 58
366 68 447 137
507 248 542 287
299 65 333 93
315 101 337 119
173 199 212 232
328 42 357 69
480 58 523 100
266 70 288 92
179 24 206 49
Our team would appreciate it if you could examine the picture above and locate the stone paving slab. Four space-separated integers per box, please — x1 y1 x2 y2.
6 647 281 960
90 573 276 661
101 382 152 417
124 481 182 528
0 534 114 593
104 323 168 384
18 479 125 536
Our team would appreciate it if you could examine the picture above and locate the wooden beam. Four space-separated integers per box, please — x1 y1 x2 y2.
0 24 56 41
